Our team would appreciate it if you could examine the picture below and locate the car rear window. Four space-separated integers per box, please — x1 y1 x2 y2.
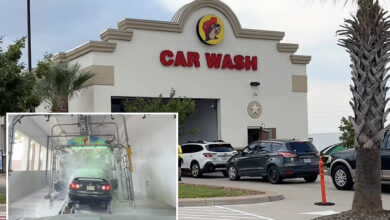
206 144 234 152
288 142 316 153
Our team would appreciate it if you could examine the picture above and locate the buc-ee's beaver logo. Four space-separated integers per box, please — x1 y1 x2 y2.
197 15 224 45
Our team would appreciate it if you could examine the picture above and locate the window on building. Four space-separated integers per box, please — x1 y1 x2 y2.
12 130 29 171
29 140 40 171
39 145 47 171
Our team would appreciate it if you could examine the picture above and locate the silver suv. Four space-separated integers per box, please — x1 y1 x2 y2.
181 140 237 177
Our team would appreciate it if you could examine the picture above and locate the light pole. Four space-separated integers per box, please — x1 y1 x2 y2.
27 0 32 72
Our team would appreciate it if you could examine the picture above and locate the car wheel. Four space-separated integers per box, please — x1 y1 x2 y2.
191 162 202 178
304 174 318 183
228 165 240 181
222 170 229 177
267 166 282 184
331 165 353 190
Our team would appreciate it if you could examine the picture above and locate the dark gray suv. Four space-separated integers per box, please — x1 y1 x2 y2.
227 139 320 184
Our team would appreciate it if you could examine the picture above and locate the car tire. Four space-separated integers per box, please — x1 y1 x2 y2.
228 164 240 181
191 162 203 178
331 165 353 190
222 170 229 177
304 174 318 183
267 166 282 184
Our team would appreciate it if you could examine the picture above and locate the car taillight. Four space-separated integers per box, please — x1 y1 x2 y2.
278 152 297 158
203 153 213 158
69 182 80 189
101 184 111 191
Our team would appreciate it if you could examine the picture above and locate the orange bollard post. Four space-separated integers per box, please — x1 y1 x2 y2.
314 156 335 206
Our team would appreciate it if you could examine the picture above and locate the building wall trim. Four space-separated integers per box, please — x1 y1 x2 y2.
292 75 308 93
277 43 299 53
54 0 311 66
291 55 311 64
118 0 285 41
100 29 134 42
82 65 115 86
54 41 116 62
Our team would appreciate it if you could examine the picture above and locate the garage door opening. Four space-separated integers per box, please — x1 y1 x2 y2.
112 97 219 144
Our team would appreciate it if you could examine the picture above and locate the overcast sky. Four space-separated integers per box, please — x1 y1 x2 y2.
2 0 389 134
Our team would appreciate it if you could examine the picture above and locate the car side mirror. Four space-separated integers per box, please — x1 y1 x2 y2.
248 150 254 154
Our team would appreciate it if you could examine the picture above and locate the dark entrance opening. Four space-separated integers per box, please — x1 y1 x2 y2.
247 127 276 144
111 97 219 144
248 128 260 144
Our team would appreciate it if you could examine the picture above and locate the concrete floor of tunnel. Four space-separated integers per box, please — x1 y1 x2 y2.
9 186 176 220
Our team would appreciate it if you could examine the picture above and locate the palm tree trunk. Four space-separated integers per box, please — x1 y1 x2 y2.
352 148 382 212
58 97 69 112
338 0 390 213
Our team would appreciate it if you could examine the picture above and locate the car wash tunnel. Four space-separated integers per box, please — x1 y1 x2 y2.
7 114 176 220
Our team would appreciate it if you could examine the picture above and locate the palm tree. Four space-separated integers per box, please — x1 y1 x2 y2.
38 61 94 112
338 0 390 214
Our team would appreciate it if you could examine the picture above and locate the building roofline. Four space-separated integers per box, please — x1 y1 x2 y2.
56 0 311 65
118 0 285 41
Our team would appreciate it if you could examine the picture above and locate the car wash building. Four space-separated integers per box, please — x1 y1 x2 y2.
54 0 311 148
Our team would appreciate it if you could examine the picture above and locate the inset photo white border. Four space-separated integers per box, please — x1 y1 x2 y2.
6 112 178 220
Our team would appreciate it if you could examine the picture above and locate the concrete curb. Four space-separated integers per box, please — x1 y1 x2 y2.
179 188 284 207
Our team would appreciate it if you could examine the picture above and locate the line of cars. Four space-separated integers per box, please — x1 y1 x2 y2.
181 134 390 191
181 139 320 184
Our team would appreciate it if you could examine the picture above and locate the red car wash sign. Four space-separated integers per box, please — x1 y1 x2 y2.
159 15 258 71
160 50 258 71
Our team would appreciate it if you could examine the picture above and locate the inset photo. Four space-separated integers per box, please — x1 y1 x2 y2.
7 113 177 220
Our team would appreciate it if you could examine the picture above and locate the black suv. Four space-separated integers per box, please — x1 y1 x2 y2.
227 139 319 184
328 134 390 190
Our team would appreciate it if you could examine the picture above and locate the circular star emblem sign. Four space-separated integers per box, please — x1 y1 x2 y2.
247 101 262 119
197 15 225 45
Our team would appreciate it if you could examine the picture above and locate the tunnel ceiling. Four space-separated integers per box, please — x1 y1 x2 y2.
27 114 129 146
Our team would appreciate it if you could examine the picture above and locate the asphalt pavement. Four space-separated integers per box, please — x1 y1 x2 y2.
178 173 390 220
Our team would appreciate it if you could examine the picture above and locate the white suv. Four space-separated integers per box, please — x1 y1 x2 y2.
181 141 237 177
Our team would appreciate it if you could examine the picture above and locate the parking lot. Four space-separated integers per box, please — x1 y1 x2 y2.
178 173 390 220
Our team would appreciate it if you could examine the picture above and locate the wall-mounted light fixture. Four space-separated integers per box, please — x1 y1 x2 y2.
250 82 260 87
250 82 260 96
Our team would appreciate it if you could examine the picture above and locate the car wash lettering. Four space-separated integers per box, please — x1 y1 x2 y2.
160 50 258 71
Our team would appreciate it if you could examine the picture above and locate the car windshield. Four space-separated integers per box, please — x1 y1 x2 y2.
288 142 316 153
206 144 235 152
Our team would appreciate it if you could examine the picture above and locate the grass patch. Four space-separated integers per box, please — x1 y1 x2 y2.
0 192 6 203
179 184 256 199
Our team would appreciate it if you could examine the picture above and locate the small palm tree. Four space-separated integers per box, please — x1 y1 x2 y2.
338 0 390 214
38 61 94 112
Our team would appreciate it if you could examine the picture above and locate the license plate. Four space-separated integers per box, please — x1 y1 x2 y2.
304 159 311 163
86 186 95 191
218 156 227 161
